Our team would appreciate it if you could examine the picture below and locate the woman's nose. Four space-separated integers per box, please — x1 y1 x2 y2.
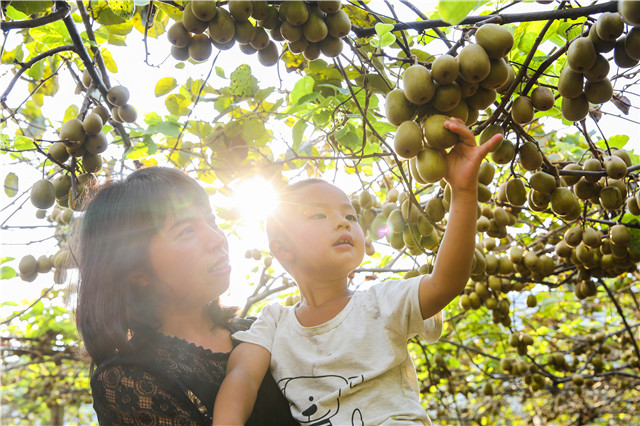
203 223 227 249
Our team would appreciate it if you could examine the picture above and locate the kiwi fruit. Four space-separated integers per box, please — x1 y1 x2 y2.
52 174 71 199
167 21 192 47
318 0 342 14
182 2 209 34
506 178 527 206
496 64 516 93
530 86 555 111
599 186 624 211
561 93 589 122
610 223 631 246
478 161 496 185
583 227 602 249
481 58 510 90
258 41 279 66
81 68 93 88
625 27 640 60
107 85 130 107
280 21 303 42
234 20 256 44
529 171 557 194
325 9 350 38
229 0 253 21
250 27 270 50
550 187 580 216
117 104 138 123
584 78 613 104
82 113 103 135
287 38 306 54
458 77 478 98
394 120 423 159
511 96 534 124
250 0 270 20
416 148 447 183
91 105 110 123
423 114 459 150
48 142 70 164
431 55 459 85
491 138 515 164
567 37 596 72
402 65 435 105
19 255 38 276
281 0 309 26
59 118 86 144
319 36 343 57
584 54 610 82
618 0 640 26
82 153 103 173
432 83 461 112
303 12 328 43
171 45 190 61
446 100 469 123
558 67 584 99
612 149 632 167
85 133 108 155
303 43 321 60
614 36 640 68
191 0 218 21
258 6 279 29
518 141 542 170
588 24 615 53
385 89 415 126
208 7 236 43
595 12 624 41
475 23 514 59
458 43 491 83
465 86 496 110
30 179 56 209
479 124 504 152
583 158 603 182
409 156 427 185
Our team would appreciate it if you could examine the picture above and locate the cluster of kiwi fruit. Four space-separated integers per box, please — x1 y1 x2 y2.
388 23 516 183
17 247 68 285
558 7 639 122
166 0 351 66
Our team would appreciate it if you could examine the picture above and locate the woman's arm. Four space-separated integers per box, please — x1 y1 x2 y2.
213 342 272 426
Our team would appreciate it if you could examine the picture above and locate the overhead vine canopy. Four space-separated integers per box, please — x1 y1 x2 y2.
1 1 639 424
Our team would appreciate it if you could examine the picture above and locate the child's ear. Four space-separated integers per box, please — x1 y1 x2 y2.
269 238 294 262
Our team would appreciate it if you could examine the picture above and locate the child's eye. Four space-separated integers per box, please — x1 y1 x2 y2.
346 214 357 221
311 213 326 219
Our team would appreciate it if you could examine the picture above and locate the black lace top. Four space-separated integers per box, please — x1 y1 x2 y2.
90 318 297 425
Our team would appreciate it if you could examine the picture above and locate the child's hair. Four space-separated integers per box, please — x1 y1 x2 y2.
265 178 328 242
75 167 235 366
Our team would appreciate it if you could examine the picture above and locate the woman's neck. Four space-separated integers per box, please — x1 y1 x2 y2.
158 306 233 353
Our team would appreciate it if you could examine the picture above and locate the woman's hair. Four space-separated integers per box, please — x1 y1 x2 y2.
75 167 235 366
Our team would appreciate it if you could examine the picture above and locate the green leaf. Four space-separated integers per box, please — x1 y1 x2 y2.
375 23 394 36
13 136 33 151
123 137 158 160
29 21 69 47
242 119 265 142
154 77 178 97
437 1 480 25
0 266 16 280
292 119 307 152
608 135 629 150
63 104 79 123
215 67 226 79
109 0 135 20
100 48 118 73
229 64 259 98
9 1 52 16
291 76 315 105
165 93 191 116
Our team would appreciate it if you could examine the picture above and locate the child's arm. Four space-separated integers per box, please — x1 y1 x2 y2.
418 118 503 320
213 342 271 426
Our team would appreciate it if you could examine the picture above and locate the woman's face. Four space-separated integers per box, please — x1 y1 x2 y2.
146 204 231 310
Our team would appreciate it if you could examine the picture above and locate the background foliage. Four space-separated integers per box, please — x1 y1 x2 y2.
1 1 639 424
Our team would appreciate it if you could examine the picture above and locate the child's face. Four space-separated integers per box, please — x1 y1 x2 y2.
276 182 365 280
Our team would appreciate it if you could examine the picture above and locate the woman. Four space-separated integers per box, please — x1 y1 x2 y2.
75 166 296 425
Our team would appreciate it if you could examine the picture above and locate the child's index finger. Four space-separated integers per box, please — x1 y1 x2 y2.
444 118 475 146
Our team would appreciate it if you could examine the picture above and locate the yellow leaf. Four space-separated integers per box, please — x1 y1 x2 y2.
100 48 118 73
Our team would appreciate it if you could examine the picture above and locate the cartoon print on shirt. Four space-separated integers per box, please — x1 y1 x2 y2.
279 374 364 426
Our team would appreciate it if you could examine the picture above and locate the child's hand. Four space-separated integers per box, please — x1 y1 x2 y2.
442 118 503 193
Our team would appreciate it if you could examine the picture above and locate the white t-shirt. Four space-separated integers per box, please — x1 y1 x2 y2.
233 276 443 425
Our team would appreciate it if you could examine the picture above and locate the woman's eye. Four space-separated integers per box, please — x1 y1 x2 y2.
178 226 195 237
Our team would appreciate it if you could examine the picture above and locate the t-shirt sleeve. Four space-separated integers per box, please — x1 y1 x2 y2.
371 276 443 344
232 302 284 353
